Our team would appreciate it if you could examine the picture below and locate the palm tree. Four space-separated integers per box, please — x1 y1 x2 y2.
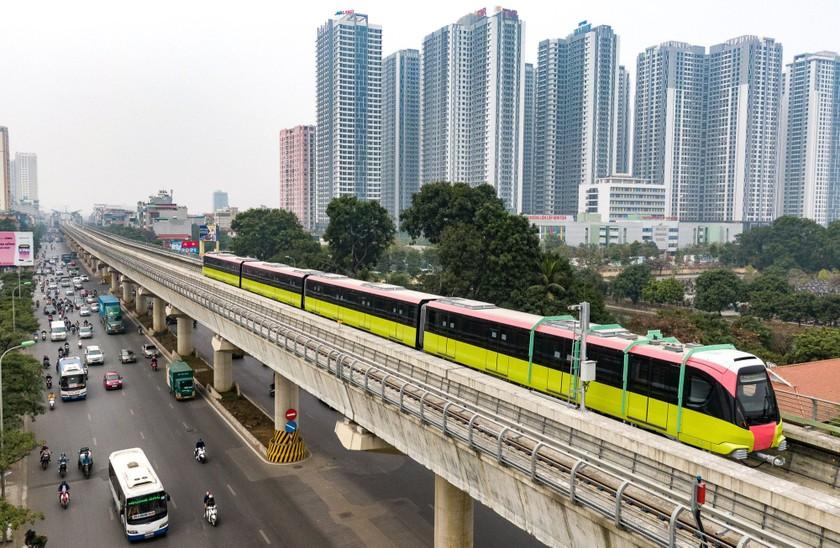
529 255 568 313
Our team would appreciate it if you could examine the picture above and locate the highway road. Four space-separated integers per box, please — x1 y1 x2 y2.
26 242 544 547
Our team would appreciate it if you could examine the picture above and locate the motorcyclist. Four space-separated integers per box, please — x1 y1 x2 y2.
79 447 92 468
57 480 70 501
41 330 46 341
42 355 49 368
203 491 215 515
45 374 53 389
58 452 68 469
63 342 69 353
57 347 64 360
150 356 158 370
40 445 51 463
195 438 206 458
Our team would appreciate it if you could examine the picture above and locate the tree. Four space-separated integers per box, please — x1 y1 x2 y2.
611 264 651 304
694 269 745 314
526 254 571 315
0 353 45 427
735 216 829 272
0 499 42 540
748 270 790 297
786 328 840 364
324 196 395 276
0 429 39 499
400 182 504 244
642 278 684 305
231 208 323 265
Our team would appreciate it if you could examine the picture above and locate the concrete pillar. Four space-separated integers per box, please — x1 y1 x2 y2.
121 280 134 304
274 372 300 431
434 476 474 548
135 290 146 315
211 335 237 392
152 297 166 334
109 269 119 294
176 316 193 356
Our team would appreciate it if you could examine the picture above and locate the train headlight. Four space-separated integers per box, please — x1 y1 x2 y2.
731 448 748 460
777 439 787 452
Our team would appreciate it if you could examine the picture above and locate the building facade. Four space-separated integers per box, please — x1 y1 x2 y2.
421 8 524 211
382 49 420 223
279 125 317 231
534 22 620 215
521 63 537 214
578 176 666 220
0 127 9 211
778 52 840 225
212 190 229 212
613 66 631 174
12 152 38 206
316 11 382 230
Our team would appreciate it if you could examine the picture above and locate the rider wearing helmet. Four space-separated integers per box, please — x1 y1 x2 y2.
203 490 215 515
58 480 70 494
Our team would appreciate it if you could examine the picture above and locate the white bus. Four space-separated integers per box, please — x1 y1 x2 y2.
49 320 66 342
108 448 169 541
58 357 87 401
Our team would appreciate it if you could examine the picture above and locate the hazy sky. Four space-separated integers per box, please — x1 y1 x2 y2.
2 0 838 214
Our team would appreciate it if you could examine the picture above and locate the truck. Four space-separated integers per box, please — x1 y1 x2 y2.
98 295 125 334
166 360 195 400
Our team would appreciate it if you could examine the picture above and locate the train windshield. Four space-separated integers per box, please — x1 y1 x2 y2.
736 366 779 426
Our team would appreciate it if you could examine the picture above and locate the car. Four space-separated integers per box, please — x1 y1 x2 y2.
79 306 91 317
43 305 57 315
103 371 123 390
78 325 93 339
80 274 89 282
142 343 158 358
73 282 83 290
64 288 74 297
60 279 71 288
90 302 99 312
120 349 136 364
79 289 88 298
47 283 57 291
85 296 96 304
72 277 81 284
84 345 104 365
74 297 84 308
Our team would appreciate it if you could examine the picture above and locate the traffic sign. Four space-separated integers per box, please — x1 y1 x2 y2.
284 420 298 433
285 408 297 421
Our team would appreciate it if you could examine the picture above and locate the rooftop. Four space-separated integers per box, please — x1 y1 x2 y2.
771 359 840 404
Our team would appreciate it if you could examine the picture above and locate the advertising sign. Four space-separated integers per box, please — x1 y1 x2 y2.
199 225 217 242
181 240 198 249
169 240 183 252
0 232 34 267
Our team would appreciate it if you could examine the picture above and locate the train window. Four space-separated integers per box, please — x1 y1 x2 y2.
498 326 529 361
628 355 651 396
684 369 734 423
533 333 571 373
649 359 679 404
589 345 623 388
687 374 712 405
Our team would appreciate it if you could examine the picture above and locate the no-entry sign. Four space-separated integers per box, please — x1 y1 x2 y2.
285 408 298 421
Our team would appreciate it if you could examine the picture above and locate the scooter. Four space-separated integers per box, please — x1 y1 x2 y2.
205 504 218 526
45 377 53 390
48 397 55 411
58 459 67 477
195 446 207 464
150 358 159 372
58 490 69 509
40 452 50 470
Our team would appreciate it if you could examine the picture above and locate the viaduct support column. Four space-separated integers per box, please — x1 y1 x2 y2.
434 476 474 548
210 335 236 392
135 288 147 316
167 305 193 356
266 371 307 463
109 269 120 294
152 297 166 334
121 278 134 305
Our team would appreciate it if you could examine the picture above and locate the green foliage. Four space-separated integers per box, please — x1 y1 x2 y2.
375 244 434 277
231 208 325 267
0 428 40 498
0 497 42 534
527 255 570 308
102 224 159 244
642 278 685 305
400 182 504 244
611 264 651 304
1 353 45 427
0 219 16 231
786 328 840 364
694 269 745 313
324 196 395 276
734 216 838 272
748 270 790 296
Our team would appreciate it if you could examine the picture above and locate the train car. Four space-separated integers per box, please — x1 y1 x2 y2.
241 261 319 309
202 252 256 287
421 297 785 459
304 274 440 347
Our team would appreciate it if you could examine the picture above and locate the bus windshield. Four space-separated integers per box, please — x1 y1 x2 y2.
736 367 779 426
60 374 85 390
126 493 168 525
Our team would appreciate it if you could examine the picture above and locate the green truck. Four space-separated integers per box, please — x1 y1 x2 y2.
166 360 195 400
98 295 124 334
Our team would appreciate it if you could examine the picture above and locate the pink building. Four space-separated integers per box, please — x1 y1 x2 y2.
279 125 316 231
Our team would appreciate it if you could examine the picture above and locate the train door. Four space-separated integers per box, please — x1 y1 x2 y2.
444 314 457 359
390 302 402 341
484 324 499 373
494 327 511 378
646 360 677 431
626 355 650 423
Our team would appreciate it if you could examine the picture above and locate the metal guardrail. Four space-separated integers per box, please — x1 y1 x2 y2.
775 389 840 434
66 224 837 548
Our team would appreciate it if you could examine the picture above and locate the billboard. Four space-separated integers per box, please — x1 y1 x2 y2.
199 224 217 242
0 232 34 267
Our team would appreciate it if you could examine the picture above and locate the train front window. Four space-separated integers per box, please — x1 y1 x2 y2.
736 367 778 426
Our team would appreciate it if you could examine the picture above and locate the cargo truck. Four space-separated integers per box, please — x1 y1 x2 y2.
98 295 124 334
166 360 195 400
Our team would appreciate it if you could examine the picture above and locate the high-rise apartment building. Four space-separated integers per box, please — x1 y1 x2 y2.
0 127 9 211
613 66 631 174
421 7 524 211
212 190 229 212
12 153 38 205
382 49 420 223
279 125 317 232
533 22 620 215
521 63 537 214
316 10 382 230
778 52 840 225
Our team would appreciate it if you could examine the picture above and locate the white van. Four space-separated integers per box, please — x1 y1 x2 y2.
50 320 67 342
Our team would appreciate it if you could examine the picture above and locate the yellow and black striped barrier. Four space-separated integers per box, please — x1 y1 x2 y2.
266 430 308 463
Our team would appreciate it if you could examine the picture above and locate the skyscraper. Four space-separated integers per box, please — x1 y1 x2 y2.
382 49 420 223
613 66 631 174
521 63 537 214
533 22 620 215
12 153 38 205
634 42 707 220
0 127 9 211
316 10 382 230
212 190 229 212
421 8 524 211
279 125 317 232
778 52 840 225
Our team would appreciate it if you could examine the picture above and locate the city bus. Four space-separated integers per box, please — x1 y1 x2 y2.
108 448 169 541
50 320 67 342
58 357 87 401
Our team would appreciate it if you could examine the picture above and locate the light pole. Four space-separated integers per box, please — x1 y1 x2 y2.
284 256 297 267
11 281 32 332
0 340 36 454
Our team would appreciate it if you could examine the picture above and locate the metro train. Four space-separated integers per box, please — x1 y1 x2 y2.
203 252 786 461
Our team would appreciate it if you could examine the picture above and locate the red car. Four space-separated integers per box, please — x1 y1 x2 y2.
103 372 123 390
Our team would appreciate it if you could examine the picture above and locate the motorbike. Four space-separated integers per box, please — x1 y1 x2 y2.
58 459 67 477
40 332 46 341
150 358 158 371
205 504 218 527
77 340 82 349
195 446 207 464
45 377 52 390
58 490 69 509
48 398 55 411
40 452 50 470
42 356 50 369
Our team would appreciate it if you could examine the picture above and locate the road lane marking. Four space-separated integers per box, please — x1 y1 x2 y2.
92 437 97 446
109 507 114 521
259 530 270 544
170 499 177 509
156 385 161 391
139 432 145 440
129 408 134 415
169 402 174 409
87 413 92 422
226 484 236 497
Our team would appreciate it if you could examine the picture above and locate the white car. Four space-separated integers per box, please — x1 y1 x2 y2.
79 325 94 339
79 306 91 317
72 277 81 284
48 282 58 291
80 274 89 282
84 345 104 365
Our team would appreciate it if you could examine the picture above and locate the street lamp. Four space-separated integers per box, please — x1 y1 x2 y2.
11 281 32 332
0 340 36 456
284 256 297 267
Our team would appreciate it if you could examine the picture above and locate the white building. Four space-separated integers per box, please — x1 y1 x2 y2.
521 63 537 214
315 11 382 230
12 152 38 206
534 22 620 215
778 51 840 225
578 176 666 220
0 127 9 211
421 7 524 211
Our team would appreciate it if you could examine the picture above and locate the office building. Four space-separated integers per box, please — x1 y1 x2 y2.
778 52 840 225
279 125 317 231
212 191 229 212
578 176 666 220
316 10 382 230
522 63 537 214
382 49 420 222
421 7 524 211
613 66 631 174
213 207 239 233
0 127 9 211
534 22 620 215
12 152 38 206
